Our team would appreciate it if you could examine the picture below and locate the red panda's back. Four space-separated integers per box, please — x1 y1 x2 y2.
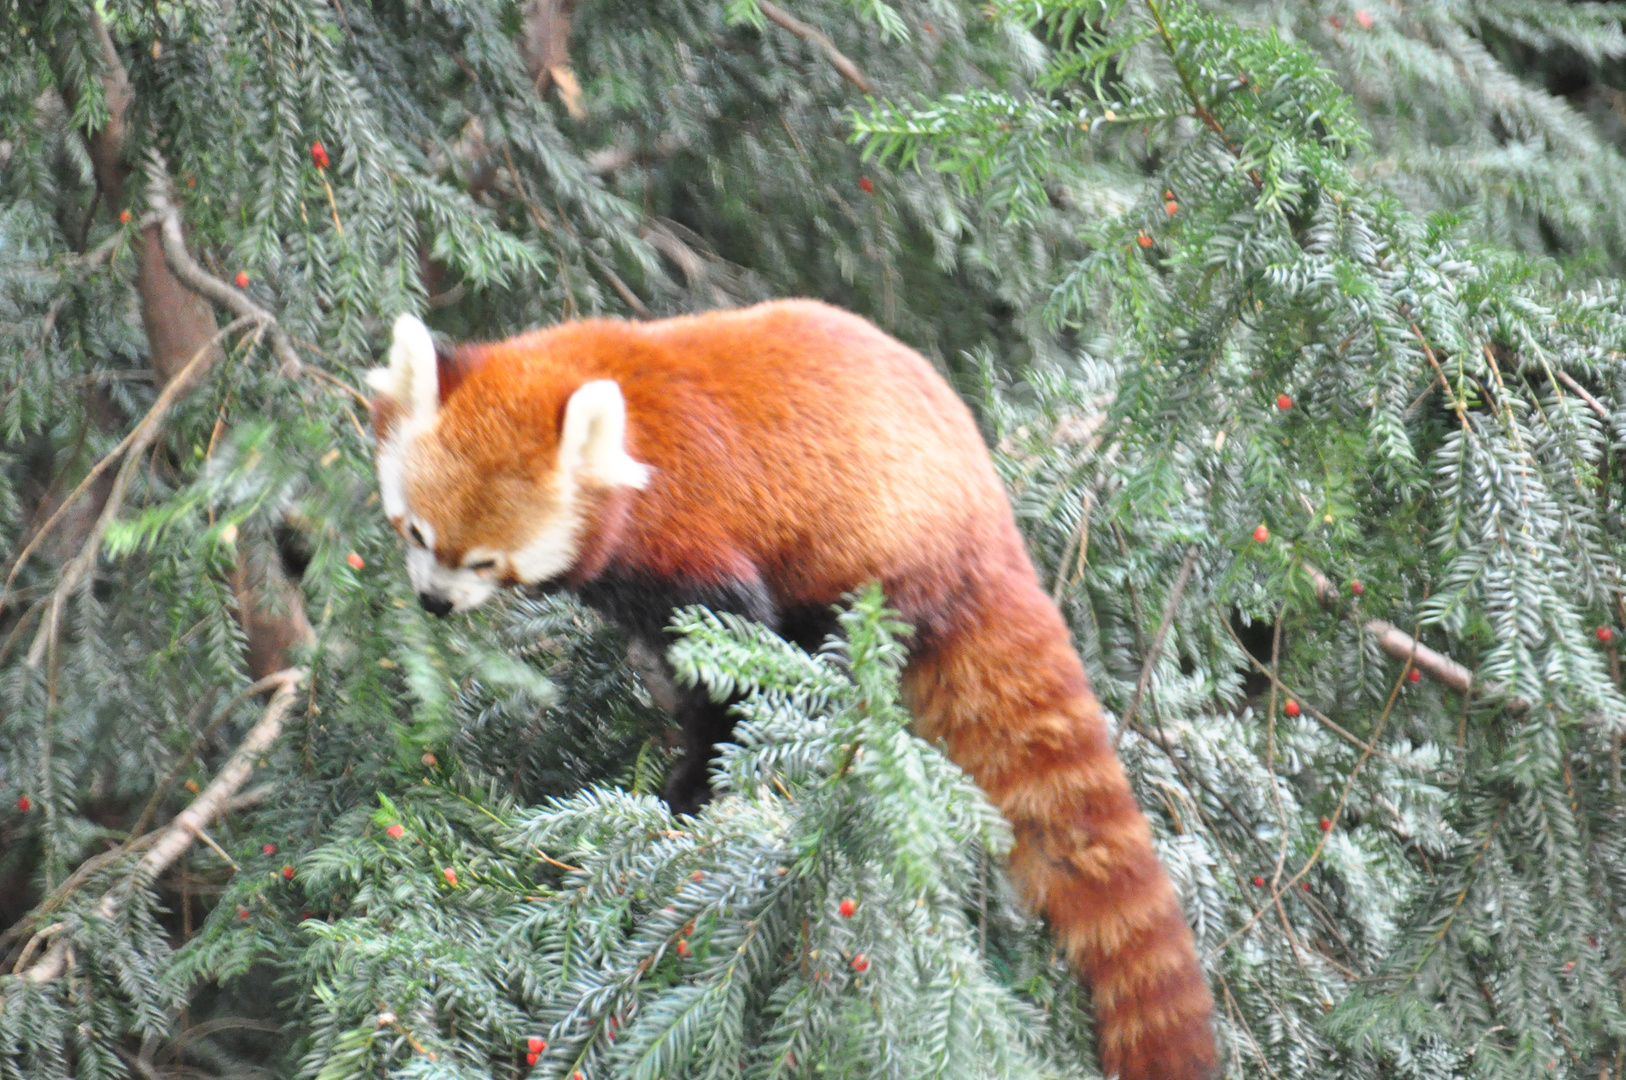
599 300 1022 619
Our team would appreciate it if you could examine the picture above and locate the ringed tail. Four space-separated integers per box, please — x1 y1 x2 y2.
904 571 1217 1080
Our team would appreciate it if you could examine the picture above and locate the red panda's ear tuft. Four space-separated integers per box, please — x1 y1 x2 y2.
559 380 653 489
366 314 439 422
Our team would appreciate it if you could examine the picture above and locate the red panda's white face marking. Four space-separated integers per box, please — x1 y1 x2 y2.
366 316 651 615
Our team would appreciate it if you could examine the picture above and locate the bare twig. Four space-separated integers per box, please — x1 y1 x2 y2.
1116 544 1200 744
16 670 303 986
1553 369 1611 423
1301 564 1501 703
757 2 874 94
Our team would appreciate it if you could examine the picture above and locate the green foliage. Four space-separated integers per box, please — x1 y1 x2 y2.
9 1 1626 1079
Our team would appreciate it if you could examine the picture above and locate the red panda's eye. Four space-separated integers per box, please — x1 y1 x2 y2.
466 558 497 571
407 524 427 547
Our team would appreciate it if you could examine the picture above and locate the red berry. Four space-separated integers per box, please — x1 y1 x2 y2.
1598 626 1614 642
574 1072 584 1080
526 1052 539 1066
443 867 458 885
1276 394 1293 410
1165 200 1179 215
281 865 295 879
1350 580 1364 596
263 843 277 855
1354 9 1374 29
691 871 705 882
1253 524 1270 543
421 752 438 767
1284 700 1300 717
186 175 196 187
118 210 132 224
1329 14 1343 29
850 953 869 972
1136 231 1153 248
1252 875 1265 887
527 1037 545 1055
16 796 30 812
385 823 404 839
311 141 330 169
1564 961 1575 971
1319 817 1332 832
1163 190 1174 200
234 271 249 288
237 906 251 919
347 552 365 570
1300 881 1311 891
839 898 857 918
858 175 874 193
1407 669 1421 683
676 939 690 957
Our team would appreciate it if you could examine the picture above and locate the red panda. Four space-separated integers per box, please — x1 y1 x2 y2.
366 299 1215 1080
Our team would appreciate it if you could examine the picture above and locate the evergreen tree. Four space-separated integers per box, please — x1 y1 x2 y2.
7 2 1626 1079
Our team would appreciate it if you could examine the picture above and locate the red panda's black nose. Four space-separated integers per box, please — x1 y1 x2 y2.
418 593 454 617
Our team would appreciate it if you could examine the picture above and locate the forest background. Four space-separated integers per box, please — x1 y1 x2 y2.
6 1 1626 1078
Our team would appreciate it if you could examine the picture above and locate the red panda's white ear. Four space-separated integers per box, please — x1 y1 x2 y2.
365 315 439 421
560 380 652 489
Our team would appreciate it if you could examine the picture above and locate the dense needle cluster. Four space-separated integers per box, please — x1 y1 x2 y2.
6 2 1626 1079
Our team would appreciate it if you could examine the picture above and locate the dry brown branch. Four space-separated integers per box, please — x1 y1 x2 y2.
18 669 303 985
1301 564 1505 704
757 2 875 94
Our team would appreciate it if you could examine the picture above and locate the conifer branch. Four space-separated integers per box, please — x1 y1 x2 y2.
1116 543 1200 744
14 669 303 986
757 3 874 94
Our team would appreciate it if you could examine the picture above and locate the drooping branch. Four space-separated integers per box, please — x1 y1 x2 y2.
16 669 304 985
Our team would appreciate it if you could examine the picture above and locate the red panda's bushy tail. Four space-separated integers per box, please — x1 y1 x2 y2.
904 572 1216 1080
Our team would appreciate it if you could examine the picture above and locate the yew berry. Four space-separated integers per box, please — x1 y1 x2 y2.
691 871 705 882
238 906 251 919
1329 14 1343 29
1252 876 1265 887
234 271 249 288
1300 881 1311 891
347 552 365 570
281 865 295 879
16 796 30 812
119 210 132 224
1163 189 1174 200
525 1052 539 1067
1350 580 1364 596
1276 394 1293 410
421 752 438 767
311 141 330 169
1253 524 1270 543
1319 817 1332 832
1284 700 1301 718
1354 9 1374 29
263 843 277 855
1598 626 1614 642
1407 669 1422 683
443 867 458 886
839 898 857 918
676 939 691 957
385 823 404 839
527 1036 545 1054
850 953 869 972
1165 199 1179 215
858 176 874 193
1137 231 1153 248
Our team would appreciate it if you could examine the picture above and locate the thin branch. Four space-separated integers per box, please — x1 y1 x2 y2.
757 2 874 94
1301 564 1500 703
17 669 304 985
1116 543 1200 744
17 317 261 668
1553 369 1611 423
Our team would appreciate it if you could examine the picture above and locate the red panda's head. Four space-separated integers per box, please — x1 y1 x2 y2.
365 315 651 615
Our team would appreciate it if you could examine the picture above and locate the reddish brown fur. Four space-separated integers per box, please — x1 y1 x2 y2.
389 300 1215 1080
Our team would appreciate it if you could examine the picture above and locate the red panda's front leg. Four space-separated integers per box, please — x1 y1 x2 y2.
576 569 779 816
